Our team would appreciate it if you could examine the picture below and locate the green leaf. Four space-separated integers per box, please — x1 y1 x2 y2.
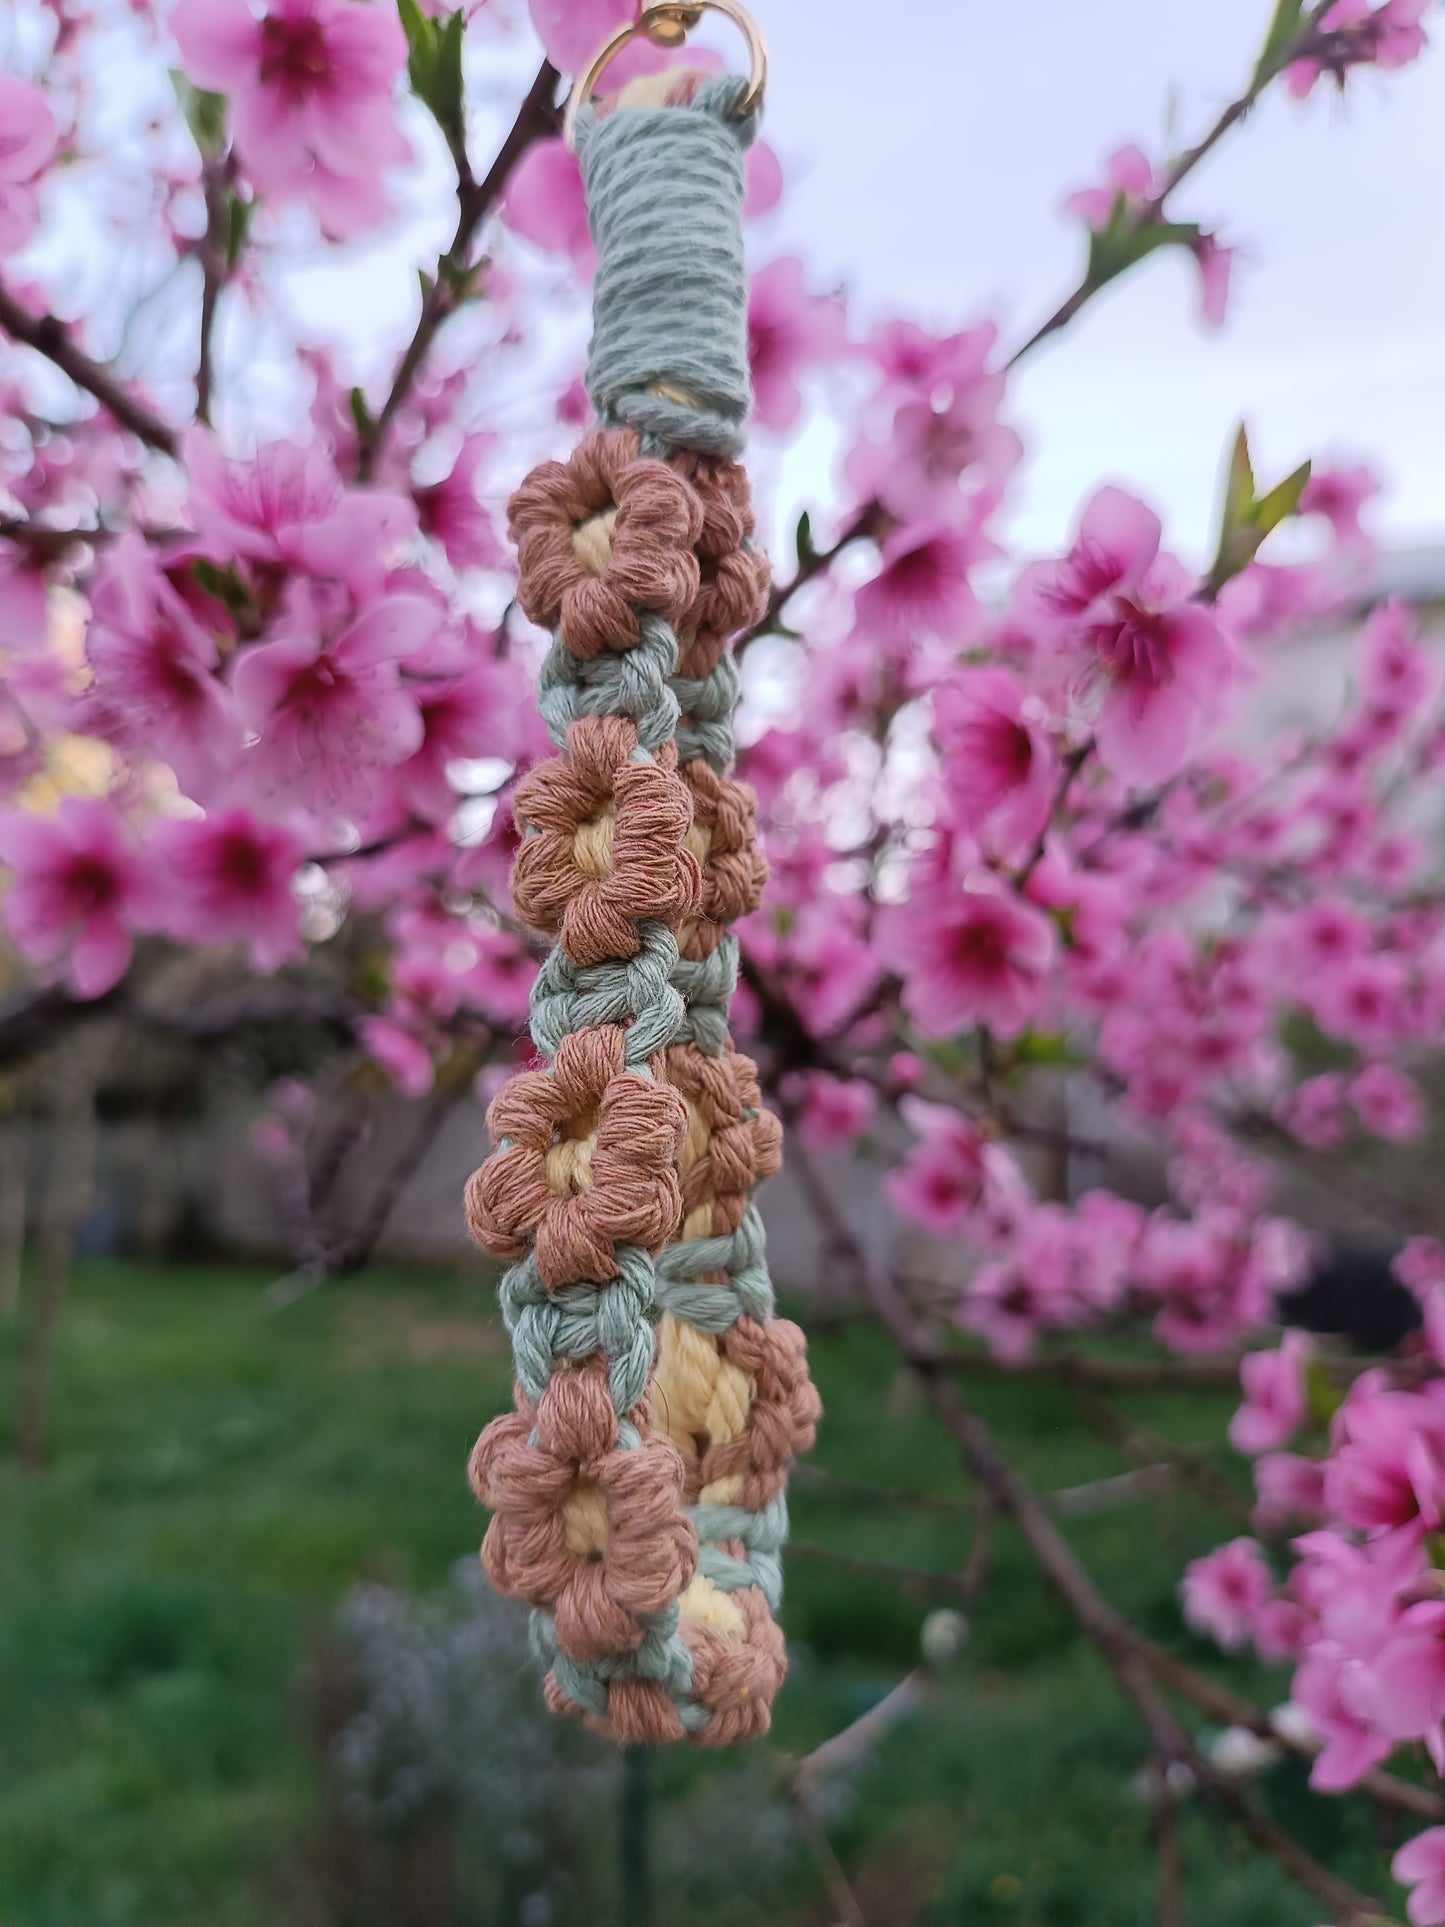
397 0 435 89
794 509 815 570
169 71 227 159
349 387 375 438
1219 423 1256 535
432 9 466 141
1007 1029 1084 1070
397 0 468 150
190 558 251 617
1255 0 1307 80
1304 1357 1343 1431
1085 193 1201 291
225 194 253 271
1203 423 1313 597
1253 459 1312 536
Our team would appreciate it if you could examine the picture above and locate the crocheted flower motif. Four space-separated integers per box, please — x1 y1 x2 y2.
470 1361 697 1663
685 1583 787 1746
510 715 702 966
674 452 771 644
685 1318 820 1510
678 762 768 960
663 1043 782 1236
543 1668 689 1746
466 1023 686 1289
509 428 703 659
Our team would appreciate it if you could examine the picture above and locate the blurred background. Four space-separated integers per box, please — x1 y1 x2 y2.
2 1 1441 1924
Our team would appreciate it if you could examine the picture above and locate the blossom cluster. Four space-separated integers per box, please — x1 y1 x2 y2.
0 0 1440 1902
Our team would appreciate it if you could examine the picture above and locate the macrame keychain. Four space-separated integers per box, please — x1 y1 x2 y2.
465 0 821 1746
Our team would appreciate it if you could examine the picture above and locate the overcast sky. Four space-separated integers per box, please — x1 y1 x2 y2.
287 0 1442 569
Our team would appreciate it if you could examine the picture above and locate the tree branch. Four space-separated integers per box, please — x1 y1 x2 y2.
263 1048 483 1310
0 981 364 1068
736 501 887 658
940 1344 1245 1393
195 155 235 426
356 59 561 480
0 277 177 455
1007 1 1340 367
780 1125 1390 1923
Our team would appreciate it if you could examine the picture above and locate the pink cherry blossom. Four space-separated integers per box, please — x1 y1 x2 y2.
147 809 303 972
1229 1330 1311 1455
0 78 59 256
461 925 538 1031
1361 599 1435 718
1280 1072 1351 1150
749 898 883 1040
1301 463 1379 553
1348 1600 1445 1747
1253 1451 1327 1532
1395 1828 1445 1926
231 585 433 813
885 1096 986 1233
391 656 528 825
360 1015 436 1097
84 535 239 796
186 431 416 596
527 0 634 75
1034 487 1233 785
1291 1644 1394 1790
1383 1280 1445 1394
846 334 1020 532
1286 0 1430 98
932 668 1057 857
1350 1062 1425 1141
881 872 1056 1040
502 139 595 269
1181 1538 1273 1651
171 0 412 240
1324 1385 1445 1534
0 797 166 998
1189 232 1236 329
747 257 849 434
414 435 505 573
854 522 986 651
792 1072 875 1152
0 541 57 657
1063 144 1159 228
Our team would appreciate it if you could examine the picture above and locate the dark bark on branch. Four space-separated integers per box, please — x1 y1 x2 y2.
782 1125 1390 1924
0 982 363 1068
0 277 177 454
736 501 887 658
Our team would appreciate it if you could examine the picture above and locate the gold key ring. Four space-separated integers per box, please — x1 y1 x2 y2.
562 0 769 153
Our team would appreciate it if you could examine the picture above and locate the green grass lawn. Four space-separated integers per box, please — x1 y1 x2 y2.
0 1260 1411 1925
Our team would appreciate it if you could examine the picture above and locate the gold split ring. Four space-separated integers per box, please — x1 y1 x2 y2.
562 1 769 153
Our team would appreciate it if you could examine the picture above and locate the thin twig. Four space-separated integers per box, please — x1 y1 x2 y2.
938 1344 1245 1394
1066 1382 1254 1523
0 981 364 1068
264 1060 480 1310
793 1671 925 1810
356 60 561 479
0 276 177 454
1007 1 1340 367
788 1779 867 1927
780 1128 1388 1924
736 501 887 658
791 1538 973 1601
195 154 235 425
1152 1753 1188 1927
